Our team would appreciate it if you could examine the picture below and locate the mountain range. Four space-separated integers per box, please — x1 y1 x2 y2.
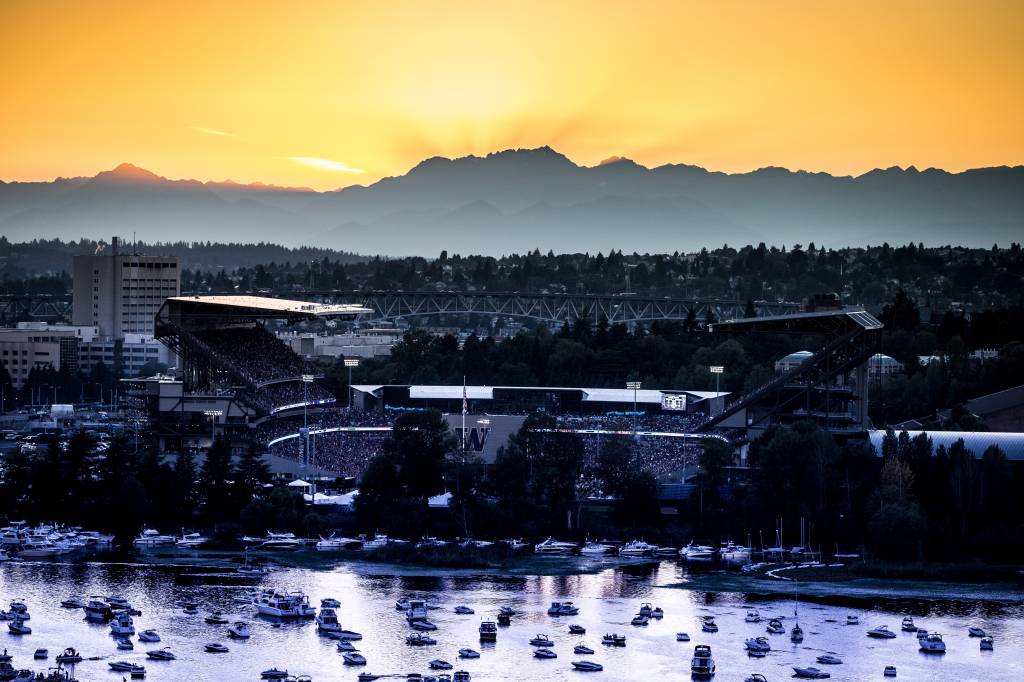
1 147 1021 255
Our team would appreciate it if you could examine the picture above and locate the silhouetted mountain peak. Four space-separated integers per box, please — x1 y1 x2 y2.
95 163 165 184
596 155 640 167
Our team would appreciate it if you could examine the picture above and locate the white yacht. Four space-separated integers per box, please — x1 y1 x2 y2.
227 622 250 639
255 591 316 618
766 618 785 634
138 629 161 642
405 598 430 623
534 537 577 555
980 636 994 650
679 541 717 563
176 532 208 548
342 651 367 666
547 601 579 616
146 648 176 661
60 597 87 609
919 633 946 653
846 615 859 625
460 538 494 549
720 541 752 565
316 534 362 551
321 598 341 609
579 541 615 556
502 538 529 550
360 534 390 550
745 609 762 623
316 608 342 633
690 644 715 678
745 636 771 653
618 540 656 556
816 653 842 665
260 532 303 550
18 540 62 557
109 611 135 636
571 660 603 671
901 616 916 632
866 625 897 639
792 666 830 678
453 605 474 615
133 528 176 546
676 632 690 641
458 648 480 658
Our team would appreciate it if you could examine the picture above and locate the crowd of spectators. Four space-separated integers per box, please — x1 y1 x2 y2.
194 326 304 384
255 381 335 413
257 408 709 482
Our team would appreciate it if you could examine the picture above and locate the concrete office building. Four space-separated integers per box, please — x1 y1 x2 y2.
72 237 180 336
0 323 97 389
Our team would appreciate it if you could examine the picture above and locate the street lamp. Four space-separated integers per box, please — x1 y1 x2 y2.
203 409 223 446
626 381 642 434
709 366 724 416
343 358 359 409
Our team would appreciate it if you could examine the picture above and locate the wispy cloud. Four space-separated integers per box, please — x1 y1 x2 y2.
189 126 236 137
286 156 365 173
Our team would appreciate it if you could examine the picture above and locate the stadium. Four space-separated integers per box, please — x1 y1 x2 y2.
129 295 915 486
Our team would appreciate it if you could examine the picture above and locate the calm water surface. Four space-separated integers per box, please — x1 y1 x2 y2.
0 554 1021 682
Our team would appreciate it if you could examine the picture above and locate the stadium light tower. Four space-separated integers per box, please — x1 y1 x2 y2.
203 409 223 445
344 358 360 409
301 374 315 481
626 380 642 434
709 366 724 409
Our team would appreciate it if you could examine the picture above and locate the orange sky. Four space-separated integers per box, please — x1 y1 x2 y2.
1 0 1022 190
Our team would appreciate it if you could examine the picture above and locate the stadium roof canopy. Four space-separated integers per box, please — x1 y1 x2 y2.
713 308 883 335
868 430 1024 461
158 295 372 324
352 384 728 405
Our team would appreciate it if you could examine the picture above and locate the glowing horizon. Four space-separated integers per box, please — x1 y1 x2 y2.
1 0 1022 191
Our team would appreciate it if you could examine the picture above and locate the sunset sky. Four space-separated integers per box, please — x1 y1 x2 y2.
1 0 1022 190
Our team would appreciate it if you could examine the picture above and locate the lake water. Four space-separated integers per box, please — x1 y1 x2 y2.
1 553 1021 681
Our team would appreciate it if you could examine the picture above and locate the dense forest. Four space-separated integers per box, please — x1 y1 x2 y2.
3 238 1024 313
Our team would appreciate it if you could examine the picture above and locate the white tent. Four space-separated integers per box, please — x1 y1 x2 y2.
287 479 311 489
428 492 452 508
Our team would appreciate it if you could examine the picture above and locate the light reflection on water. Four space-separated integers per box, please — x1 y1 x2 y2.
0 556 1021 682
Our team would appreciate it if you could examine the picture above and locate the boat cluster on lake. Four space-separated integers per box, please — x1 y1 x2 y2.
0 522 113 560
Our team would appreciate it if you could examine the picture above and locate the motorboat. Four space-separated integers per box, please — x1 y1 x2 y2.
479 621 497 642
680 541 717 563
360 534 390 550
846 615 858 625
547 601 579 616
745 676 768 682
499 605 515 617
107 595 132 612
980 636 994 650
343 651 367 665
601 633 626 647
919 633 946 653
33 649 47 659
638 603 653 617
110 611 135 635
460 538 494 549
138 629 161 642
204 610 229 625
411 620 438 631
458 648 480 658
316 608 342 633
146 647 177 660
745 609 762 623
84 597 113 622
133 528 176 546
579 541 615 556
901 616 916 632
259 532 304 550
204 642 229 653
529 634 554 647
569 624 586 634
406 633 437 646
571 661 603 671
176 532 209 548
227 621 250 638
676 632 690 641
109 662 146 675
329 627 363 641
18 540 62 557
533 647 557 659
54 649 82 664
969 627 986 637
321 598 341 608
916 628 928 638
497 611 511 626
816 654 842 665
404 598 430 623
702 615 719 632
745 637 771 653
502 538 529 551
791 623 804 643
183 605 199 615
255 591 316 618
766 618 785 634
793 667 830 679
651 606 664 619
883 666 897 677
356 675 380 682
654 545 678 557
867 625 897 639
630 614 649 626
336 639 357 652
534 537 577 555
429 659 453 669
573 644 594 655
720 541 753 565
116 639 133 650
260 668 290 679
453 605 474 615
8 619 31 634
453 673 471 682
415 536 448 549
316 534 362 551
60 597 86 609
690 644 716 678
618 540 657 556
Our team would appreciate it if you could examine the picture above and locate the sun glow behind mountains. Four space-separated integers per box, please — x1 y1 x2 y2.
1 0 1022 190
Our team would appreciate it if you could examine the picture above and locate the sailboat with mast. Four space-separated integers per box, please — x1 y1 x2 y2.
791 582 804 643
